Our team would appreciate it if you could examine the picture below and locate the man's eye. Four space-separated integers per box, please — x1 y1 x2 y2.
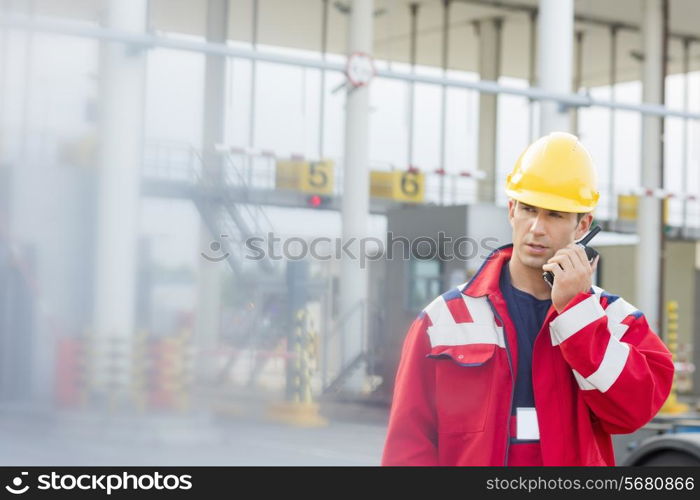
549 212 562 218
524 206 535 212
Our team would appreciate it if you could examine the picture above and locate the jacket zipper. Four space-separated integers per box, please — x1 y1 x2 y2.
487 296 515 466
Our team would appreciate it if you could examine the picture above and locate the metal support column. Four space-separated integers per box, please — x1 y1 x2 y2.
528 10 537 142
638 0 666 332
319 0 329 159
476 18 502 204
608 25 619 224
19 0 35 163
438 0 451 205
339 0 373 393
571 30 584 135
195 0 229 384
407 2 418 168
93 0 148 400
537 0 573 134
681 37 691 235
249 0 258 150
0 1 8 141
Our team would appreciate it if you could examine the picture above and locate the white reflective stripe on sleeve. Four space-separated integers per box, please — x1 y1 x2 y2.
604 298 639 340
603 297 637 323
586 336 630 392
608 322 629 342
424 295 455 327
549 295 606 346
427 322 505 348
572 369 596 391
516 407 540 440
572 336 630 393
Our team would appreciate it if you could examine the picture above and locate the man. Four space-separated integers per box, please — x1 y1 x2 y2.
381 132 674 466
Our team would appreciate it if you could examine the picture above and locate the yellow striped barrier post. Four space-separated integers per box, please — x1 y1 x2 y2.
267 308 327 427
660 300 689 414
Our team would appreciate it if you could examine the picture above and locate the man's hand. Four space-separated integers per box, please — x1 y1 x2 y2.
542 243 600 313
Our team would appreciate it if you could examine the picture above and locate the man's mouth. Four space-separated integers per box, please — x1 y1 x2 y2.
525 243 548 254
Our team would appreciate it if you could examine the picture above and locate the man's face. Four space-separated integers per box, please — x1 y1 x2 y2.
507 199 593 270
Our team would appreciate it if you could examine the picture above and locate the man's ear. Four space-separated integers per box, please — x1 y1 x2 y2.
507 199 516 228
575 213 594 240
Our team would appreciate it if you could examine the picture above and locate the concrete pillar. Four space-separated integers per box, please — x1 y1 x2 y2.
637 0 665 332
537 0 573 134
195 0 229 383
93 0 148 393
476 18 502 204
340 0 373 393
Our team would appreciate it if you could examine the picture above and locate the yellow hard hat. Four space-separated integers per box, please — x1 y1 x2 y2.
505 132 599 213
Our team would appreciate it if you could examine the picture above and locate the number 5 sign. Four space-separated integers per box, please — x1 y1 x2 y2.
275 159 335 195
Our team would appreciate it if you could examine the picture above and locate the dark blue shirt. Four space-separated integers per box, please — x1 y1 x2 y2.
499 261 552 417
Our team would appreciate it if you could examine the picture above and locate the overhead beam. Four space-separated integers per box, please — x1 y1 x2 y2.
455 0 700 42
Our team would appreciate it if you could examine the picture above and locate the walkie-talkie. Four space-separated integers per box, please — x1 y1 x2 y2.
543 224 601 287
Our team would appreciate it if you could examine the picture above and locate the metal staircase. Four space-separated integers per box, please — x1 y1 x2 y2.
143 141 285 389
321 299 384 396
142 141 278 278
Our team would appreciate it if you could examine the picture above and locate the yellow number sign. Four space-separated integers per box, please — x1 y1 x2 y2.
276 160 334 195
370 170 424 203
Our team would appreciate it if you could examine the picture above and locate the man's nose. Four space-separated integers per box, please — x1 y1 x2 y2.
529 214 546 235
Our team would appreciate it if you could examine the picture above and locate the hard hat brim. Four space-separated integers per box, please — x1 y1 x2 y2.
506 188 598 214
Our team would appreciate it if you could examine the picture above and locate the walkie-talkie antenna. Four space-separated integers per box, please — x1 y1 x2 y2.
577 225 601 246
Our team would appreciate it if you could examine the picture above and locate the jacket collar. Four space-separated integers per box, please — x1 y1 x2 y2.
461 243 513 298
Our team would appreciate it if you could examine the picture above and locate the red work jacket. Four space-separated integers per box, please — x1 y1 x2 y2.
382 244 674 466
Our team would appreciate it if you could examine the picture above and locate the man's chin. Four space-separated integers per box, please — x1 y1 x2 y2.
519 253 549 269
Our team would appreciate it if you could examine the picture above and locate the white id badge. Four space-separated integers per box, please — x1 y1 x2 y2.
516 407 540 440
